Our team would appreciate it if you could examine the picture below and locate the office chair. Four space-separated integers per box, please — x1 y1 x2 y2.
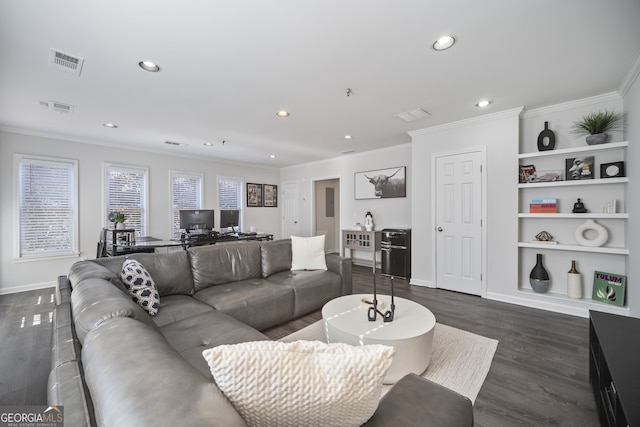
96 228 108 258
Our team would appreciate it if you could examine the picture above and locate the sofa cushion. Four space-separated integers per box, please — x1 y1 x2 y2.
291 235 327 271
68 260 126 292
120 259 160 316
48 360 96 427
259 239 291 277
71 278 162 344
194 278 294 330
362 374 474 427
267 269 343 317
95 251 195 296
202 340 395 427
160 310 269 379
189 243 262 291
82 317 248 427
51 303 82 371
152 295 216 328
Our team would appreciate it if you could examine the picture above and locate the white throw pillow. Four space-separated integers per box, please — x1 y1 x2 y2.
120 259 160 316
202 340 395 427
290 235 327 270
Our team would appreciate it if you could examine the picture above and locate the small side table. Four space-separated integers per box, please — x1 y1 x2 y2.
109 229 135 256
341 230 381 273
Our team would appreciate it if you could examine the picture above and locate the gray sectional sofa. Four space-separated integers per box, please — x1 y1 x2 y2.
48 238 473 427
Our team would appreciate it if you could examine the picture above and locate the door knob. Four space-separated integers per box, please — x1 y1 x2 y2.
437 227 443 232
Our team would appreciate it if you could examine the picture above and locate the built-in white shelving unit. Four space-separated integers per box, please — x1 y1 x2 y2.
518 141 629 316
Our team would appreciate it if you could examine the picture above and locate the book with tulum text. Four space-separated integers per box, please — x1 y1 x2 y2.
592 271 626 307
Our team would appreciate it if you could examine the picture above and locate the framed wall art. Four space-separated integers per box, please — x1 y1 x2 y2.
565 156 594 180
246 183 262 207
263 184 278 207
354 166 406 199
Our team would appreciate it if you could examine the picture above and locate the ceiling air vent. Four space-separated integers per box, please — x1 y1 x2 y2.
395 108 431 123
50 49 84 76
164 141 186 146
51 101 74 114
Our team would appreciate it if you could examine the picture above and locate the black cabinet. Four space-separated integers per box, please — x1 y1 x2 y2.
381 229 411 279
589 311 640 426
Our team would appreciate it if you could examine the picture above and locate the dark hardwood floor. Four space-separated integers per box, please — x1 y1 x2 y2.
0 287 55 405
264 266 599 427
1 266 599 426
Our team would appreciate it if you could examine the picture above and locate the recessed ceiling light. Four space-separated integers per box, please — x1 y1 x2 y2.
103 123 118 128
344 135 353 140
433 35 456 51
276 110 290 118
203 142 213 146
476 99 492 108
138 61 161 72
269 154 277 159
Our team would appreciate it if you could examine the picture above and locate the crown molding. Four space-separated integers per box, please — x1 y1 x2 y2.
619 48 640 97
408 107 523 137
521 92 622 119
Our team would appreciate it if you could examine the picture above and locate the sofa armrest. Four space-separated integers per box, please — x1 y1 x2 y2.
364 374 474 427
326 253 352 295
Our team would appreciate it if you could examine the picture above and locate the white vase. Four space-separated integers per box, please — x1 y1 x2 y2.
116 222 125 230
567 260 582 299
574 219 608 247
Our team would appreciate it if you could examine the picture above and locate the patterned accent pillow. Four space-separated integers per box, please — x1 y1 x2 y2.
202 340 395 427
120 259 160 316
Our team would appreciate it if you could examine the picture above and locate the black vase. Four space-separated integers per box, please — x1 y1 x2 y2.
529 253 550 293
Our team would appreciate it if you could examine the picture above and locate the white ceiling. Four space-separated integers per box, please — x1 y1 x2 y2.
1 0 639 167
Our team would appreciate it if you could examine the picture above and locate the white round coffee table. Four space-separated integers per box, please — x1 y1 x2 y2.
322 294 436 384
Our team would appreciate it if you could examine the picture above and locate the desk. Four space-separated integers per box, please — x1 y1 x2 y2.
110 233 275 255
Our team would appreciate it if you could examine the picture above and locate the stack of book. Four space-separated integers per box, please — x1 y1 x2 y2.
529 198 557 213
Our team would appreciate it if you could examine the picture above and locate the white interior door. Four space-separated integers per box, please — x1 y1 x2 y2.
435 151 483 295
282 181 299 238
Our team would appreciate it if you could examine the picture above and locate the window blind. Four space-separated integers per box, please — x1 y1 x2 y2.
171 171 202 237
105 164 147 236
218 176 243 228
17 156 78 258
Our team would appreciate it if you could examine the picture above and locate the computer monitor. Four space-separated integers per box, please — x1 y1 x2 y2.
179 209 214 233
219 209 240 232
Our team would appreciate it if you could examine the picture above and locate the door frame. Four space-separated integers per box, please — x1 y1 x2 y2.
431 146 487 297
311 175 341 253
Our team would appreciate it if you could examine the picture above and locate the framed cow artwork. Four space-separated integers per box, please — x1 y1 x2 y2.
354 166 406 199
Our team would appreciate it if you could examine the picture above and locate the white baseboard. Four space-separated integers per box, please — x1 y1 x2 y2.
486 292 591 318
410 278 435 288
0 280 56 295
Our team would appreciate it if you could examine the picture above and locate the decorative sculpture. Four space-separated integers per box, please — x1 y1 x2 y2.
367 273 395 322
572 198 588 213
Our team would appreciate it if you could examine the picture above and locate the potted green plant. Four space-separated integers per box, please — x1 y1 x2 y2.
114 212 126 229
570 109 624 145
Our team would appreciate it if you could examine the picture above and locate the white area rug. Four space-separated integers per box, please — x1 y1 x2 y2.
280 320 498 403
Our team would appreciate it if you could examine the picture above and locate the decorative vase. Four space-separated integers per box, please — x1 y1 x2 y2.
574 219 608 247
537 121 556 151
116 222 125 230
567 260 582 299
585 133 609 145
529 253 550 293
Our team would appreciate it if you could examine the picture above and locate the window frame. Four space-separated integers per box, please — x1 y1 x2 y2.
104 163 149 237
14 154 79 260
217 175 244 231
170 170 203 238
